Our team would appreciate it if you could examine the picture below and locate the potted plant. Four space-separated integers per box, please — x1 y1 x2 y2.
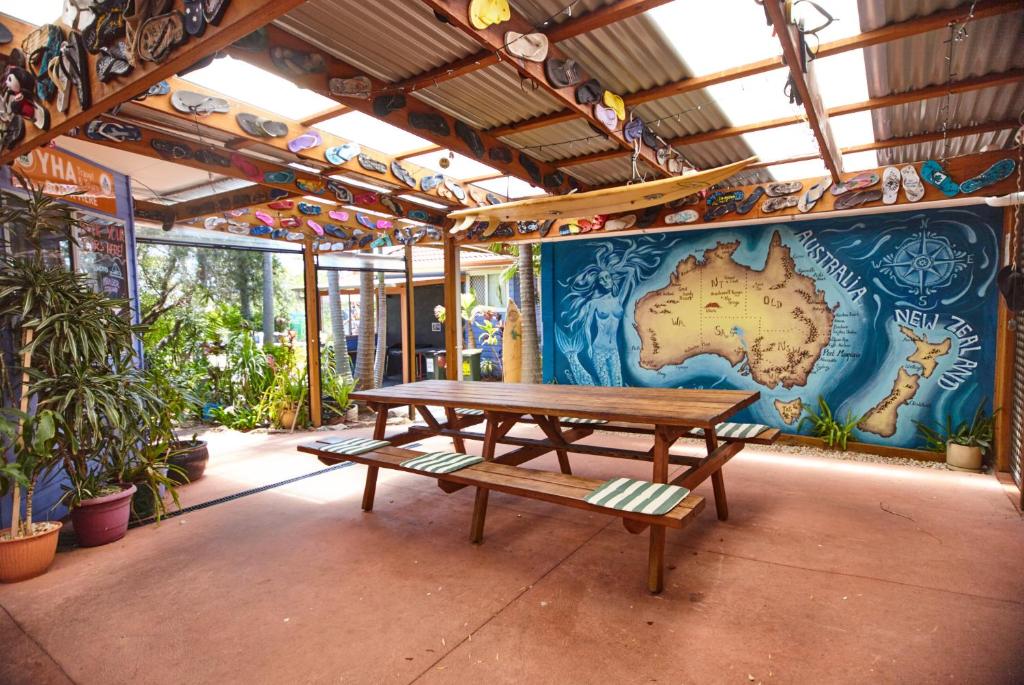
0 180 166 547
0 409 62 582
145 370 208 486
915 403 996 472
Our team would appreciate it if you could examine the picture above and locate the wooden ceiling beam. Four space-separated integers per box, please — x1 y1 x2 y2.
0 0 306 164
71 115 424 222
485 0 1022 136
390 0 676 94
420 0 673 176
763 0 843 182
554 68 1024 167
224 24 579 194
129 75 485 206
300 105 349 127
395 144 444 160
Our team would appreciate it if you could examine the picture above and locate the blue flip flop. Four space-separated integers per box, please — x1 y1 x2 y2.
297 202 321 216
959 158 1015 194
249 225 272 236
420 174 444 191
325 142 360 166
264 170 295 184
921 160 960 197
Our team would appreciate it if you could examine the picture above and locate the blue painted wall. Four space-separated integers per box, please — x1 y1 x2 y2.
541 206 1002 449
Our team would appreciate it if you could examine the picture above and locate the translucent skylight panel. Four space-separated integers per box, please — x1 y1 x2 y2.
701 72 802 127
398 194 447 209
0 0 61 25
743 123 820 163
792 0 862 43
317 111 431 155
648 0 781 74
329 175 394 193
829 111 875 148
767 159 828 181
812 49 870 108
842 150 880 172
475 177 547 199
405 150 499 181
181 56 336 121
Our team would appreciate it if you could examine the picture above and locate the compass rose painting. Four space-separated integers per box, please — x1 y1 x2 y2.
875 225 972 307
542 206 1002 449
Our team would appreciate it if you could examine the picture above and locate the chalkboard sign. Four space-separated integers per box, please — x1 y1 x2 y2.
74 215 129 301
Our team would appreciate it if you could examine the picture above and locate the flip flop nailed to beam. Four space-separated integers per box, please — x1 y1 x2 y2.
447 157 757 234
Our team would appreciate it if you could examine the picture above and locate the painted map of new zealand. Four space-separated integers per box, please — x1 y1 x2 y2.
543 207 1000 449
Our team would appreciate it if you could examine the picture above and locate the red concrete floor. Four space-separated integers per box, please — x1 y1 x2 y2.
2 423 1022 684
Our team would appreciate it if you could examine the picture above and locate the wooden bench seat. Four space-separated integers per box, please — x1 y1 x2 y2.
299 443 706 530
544 419 781 446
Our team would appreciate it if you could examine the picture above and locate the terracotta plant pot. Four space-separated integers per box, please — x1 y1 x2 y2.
70 483 137 548
168 440 209 484
946 442 984 472
278 408 297 428
0 522 62 583
344 405 359 422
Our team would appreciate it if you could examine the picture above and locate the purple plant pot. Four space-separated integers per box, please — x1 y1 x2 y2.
70 483 137 548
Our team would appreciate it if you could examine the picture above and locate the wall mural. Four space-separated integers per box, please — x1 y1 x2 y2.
541 206 1002 449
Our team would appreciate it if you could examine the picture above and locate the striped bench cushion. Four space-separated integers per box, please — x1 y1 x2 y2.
454 408 485 416
316 436 391 456
400 451 484 474
584 478 691 516
559 416 608 425
692 422 769 439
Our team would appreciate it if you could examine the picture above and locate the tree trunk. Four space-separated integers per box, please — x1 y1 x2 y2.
24 479 35 530
354 269 375 389
327 271 352 381
518 245 541 383
373 272 387 387
262 252 274 345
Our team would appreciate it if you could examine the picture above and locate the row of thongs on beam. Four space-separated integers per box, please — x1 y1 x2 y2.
178 154 1016 251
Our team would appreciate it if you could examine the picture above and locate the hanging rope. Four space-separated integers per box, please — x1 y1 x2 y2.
938 0 978 164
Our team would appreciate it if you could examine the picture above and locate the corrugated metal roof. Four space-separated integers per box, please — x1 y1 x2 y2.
499 118 620 163
276 0 481 82
414 62 564 130
859 1 1024 163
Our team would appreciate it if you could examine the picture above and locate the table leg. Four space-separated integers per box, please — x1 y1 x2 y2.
469 412 501 544
532 415 572 475
444 407 468 453
706 432 728 521
361 404 390 512
647 428 671 593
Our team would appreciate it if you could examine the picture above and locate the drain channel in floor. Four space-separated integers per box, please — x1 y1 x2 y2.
130 441 425 528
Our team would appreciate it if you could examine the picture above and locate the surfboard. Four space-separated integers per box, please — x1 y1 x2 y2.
448 157 757 233
502 300 522 384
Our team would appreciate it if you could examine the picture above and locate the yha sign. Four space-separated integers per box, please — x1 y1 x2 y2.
12 147 118 215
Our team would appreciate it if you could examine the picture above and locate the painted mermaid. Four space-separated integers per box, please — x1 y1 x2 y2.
557 238 665 386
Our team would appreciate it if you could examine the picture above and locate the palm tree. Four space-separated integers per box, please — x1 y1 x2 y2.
354 269 375 389
372 271 387 387
326 271 352 381
492 242 541 383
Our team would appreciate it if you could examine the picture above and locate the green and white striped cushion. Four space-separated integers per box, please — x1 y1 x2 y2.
584 478 690 516
454 408 485 416
692 422 768 439
317 436 391 456
400 451 484 474
558 416 608 425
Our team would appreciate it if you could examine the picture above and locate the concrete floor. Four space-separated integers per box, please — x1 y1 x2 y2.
2 423 1022 684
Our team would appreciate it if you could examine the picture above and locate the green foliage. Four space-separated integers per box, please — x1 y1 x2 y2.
322 372 357 418
0 181 181 530
259 335 309 429
914 402 996 453
797 396 862 451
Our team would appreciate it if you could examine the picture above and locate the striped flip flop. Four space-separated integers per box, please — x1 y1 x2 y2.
584 478 690 516
558 417 608 425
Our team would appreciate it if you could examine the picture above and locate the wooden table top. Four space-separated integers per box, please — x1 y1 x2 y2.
351 380 759 428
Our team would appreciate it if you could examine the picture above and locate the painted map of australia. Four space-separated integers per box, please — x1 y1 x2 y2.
633 231 836 389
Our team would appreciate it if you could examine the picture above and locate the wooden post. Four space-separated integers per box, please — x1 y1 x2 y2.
993 207 1016 472
647 428 671 594
302 245 322 427
404 243 417 384
443 234 462 380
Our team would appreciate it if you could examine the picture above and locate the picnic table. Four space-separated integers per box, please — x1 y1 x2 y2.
299 380 769 593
